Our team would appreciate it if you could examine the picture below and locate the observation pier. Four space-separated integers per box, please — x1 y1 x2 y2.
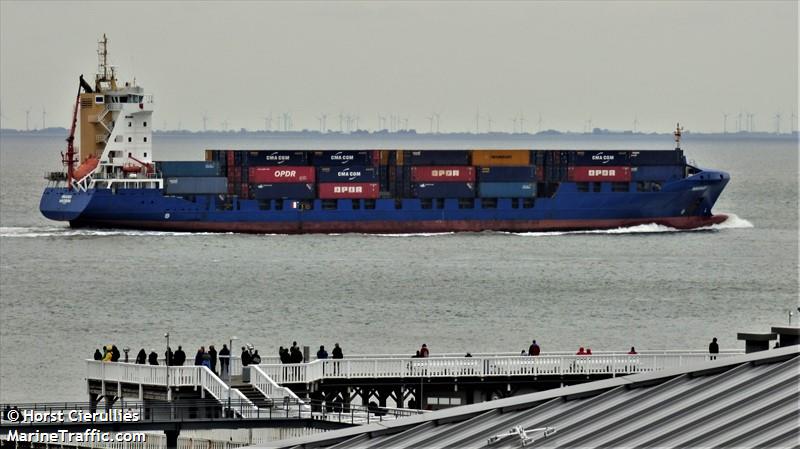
1 349 743 449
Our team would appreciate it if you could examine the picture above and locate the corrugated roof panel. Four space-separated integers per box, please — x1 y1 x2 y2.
626 359 800 447
552 363 781 448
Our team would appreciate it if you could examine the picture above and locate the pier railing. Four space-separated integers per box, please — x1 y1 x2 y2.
254 351 744 384
86 362 259 418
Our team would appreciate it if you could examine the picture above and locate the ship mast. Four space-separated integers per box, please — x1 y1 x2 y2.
673 123 683 150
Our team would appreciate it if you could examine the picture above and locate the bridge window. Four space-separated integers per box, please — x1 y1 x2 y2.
436 198 445 209
143 137 148 143
128 122 132 127
523 198 534 208
352 200 361 210
593 182 602 192
364 199 376 209
576 182 590 192
95 96 104 104
144 152 147 157
458 198 474 209
128 137 132 142
143 121 147 127
395 199 402 209
421 199 433 209
481 198 497 209
511 198 519 208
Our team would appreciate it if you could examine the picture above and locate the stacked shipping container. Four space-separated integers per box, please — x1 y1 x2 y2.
156 160 228 195
314 151 379 199
197 148 687 203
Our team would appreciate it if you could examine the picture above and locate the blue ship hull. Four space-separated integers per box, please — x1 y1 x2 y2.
40 170 730 234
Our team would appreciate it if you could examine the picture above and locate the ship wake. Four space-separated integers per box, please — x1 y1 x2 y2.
508 213 753 237
0 226 224 238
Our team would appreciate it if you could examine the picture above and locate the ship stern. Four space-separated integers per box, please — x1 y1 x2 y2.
39 187 94 222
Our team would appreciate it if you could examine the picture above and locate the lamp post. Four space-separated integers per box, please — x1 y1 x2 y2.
164 332 170 401
227 336 238 418
123 347 130 363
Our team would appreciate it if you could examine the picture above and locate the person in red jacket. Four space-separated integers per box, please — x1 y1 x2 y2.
420 344 429 358
576 347 586 355
528 340 541 356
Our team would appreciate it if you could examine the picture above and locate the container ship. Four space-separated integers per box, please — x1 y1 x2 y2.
40 36 730 234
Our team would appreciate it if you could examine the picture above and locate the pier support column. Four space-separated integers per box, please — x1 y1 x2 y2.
164 429 180 449
89 393 99 413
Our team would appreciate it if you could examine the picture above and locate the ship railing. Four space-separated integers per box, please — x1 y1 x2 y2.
253 351 744 384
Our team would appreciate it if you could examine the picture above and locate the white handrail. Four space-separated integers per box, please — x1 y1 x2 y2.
254 351 744 384
249 365 310 412
86 361 259 418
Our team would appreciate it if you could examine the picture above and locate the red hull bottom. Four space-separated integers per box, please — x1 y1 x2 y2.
71 215 729 235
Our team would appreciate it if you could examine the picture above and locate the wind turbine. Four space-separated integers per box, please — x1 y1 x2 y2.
202 112 209 132
723 113 728 134
486 114 493 133
433 113 441 134
511 117 518 134
537 114 543 133
633 116 639 133
25 108 31 131
426 115 434 134
519 113 526 134
774 113 781 134
41 106 46 129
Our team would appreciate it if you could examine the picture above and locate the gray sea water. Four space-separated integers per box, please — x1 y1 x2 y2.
0 132 797 403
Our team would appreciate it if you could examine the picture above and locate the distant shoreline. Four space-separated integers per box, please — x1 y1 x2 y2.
1 127 797 140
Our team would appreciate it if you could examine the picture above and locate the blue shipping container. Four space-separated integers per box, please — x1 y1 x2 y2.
569 151 630 166
158 161 222 177
247 151 308 166
317 166 378 182
478 182 537 198
311 151 371 166
631 165 685 181
412 182 475 198
629 150 685 166
477 166 537 182
404 150 471 166
164 177 228 194
252 183 315 200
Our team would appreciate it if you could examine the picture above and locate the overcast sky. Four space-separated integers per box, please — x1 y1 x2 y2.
1 1 797 133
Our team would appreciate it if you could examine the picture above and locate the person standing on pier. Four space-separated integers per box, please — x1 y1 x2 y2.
709 337 719 360
93 348 102 360
331 343 343 375
420 344 430 357
165 347 173 366
136 348 147 364
195 347 205 366
173 346 186 366
111 345 120 362
209 345 218 374
332 343 343 359
241 346 251 366
529 340 541 356
148 349 158 365
317 345 329 359
219 344 230 377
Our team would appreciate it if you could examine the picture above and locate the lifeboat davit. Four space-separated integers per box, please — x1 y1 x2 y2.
73 155 99 180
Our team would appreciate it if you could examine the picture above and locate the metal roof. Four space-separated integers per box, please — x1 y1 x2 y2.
251 345 800 449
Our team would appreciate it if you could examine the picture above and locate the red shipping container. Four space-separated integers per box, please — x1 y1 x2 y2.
227 182 234 194
249 166 315 183
318 183 380 199
226 150 235 166
568 166 631 182
410 166 475 182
